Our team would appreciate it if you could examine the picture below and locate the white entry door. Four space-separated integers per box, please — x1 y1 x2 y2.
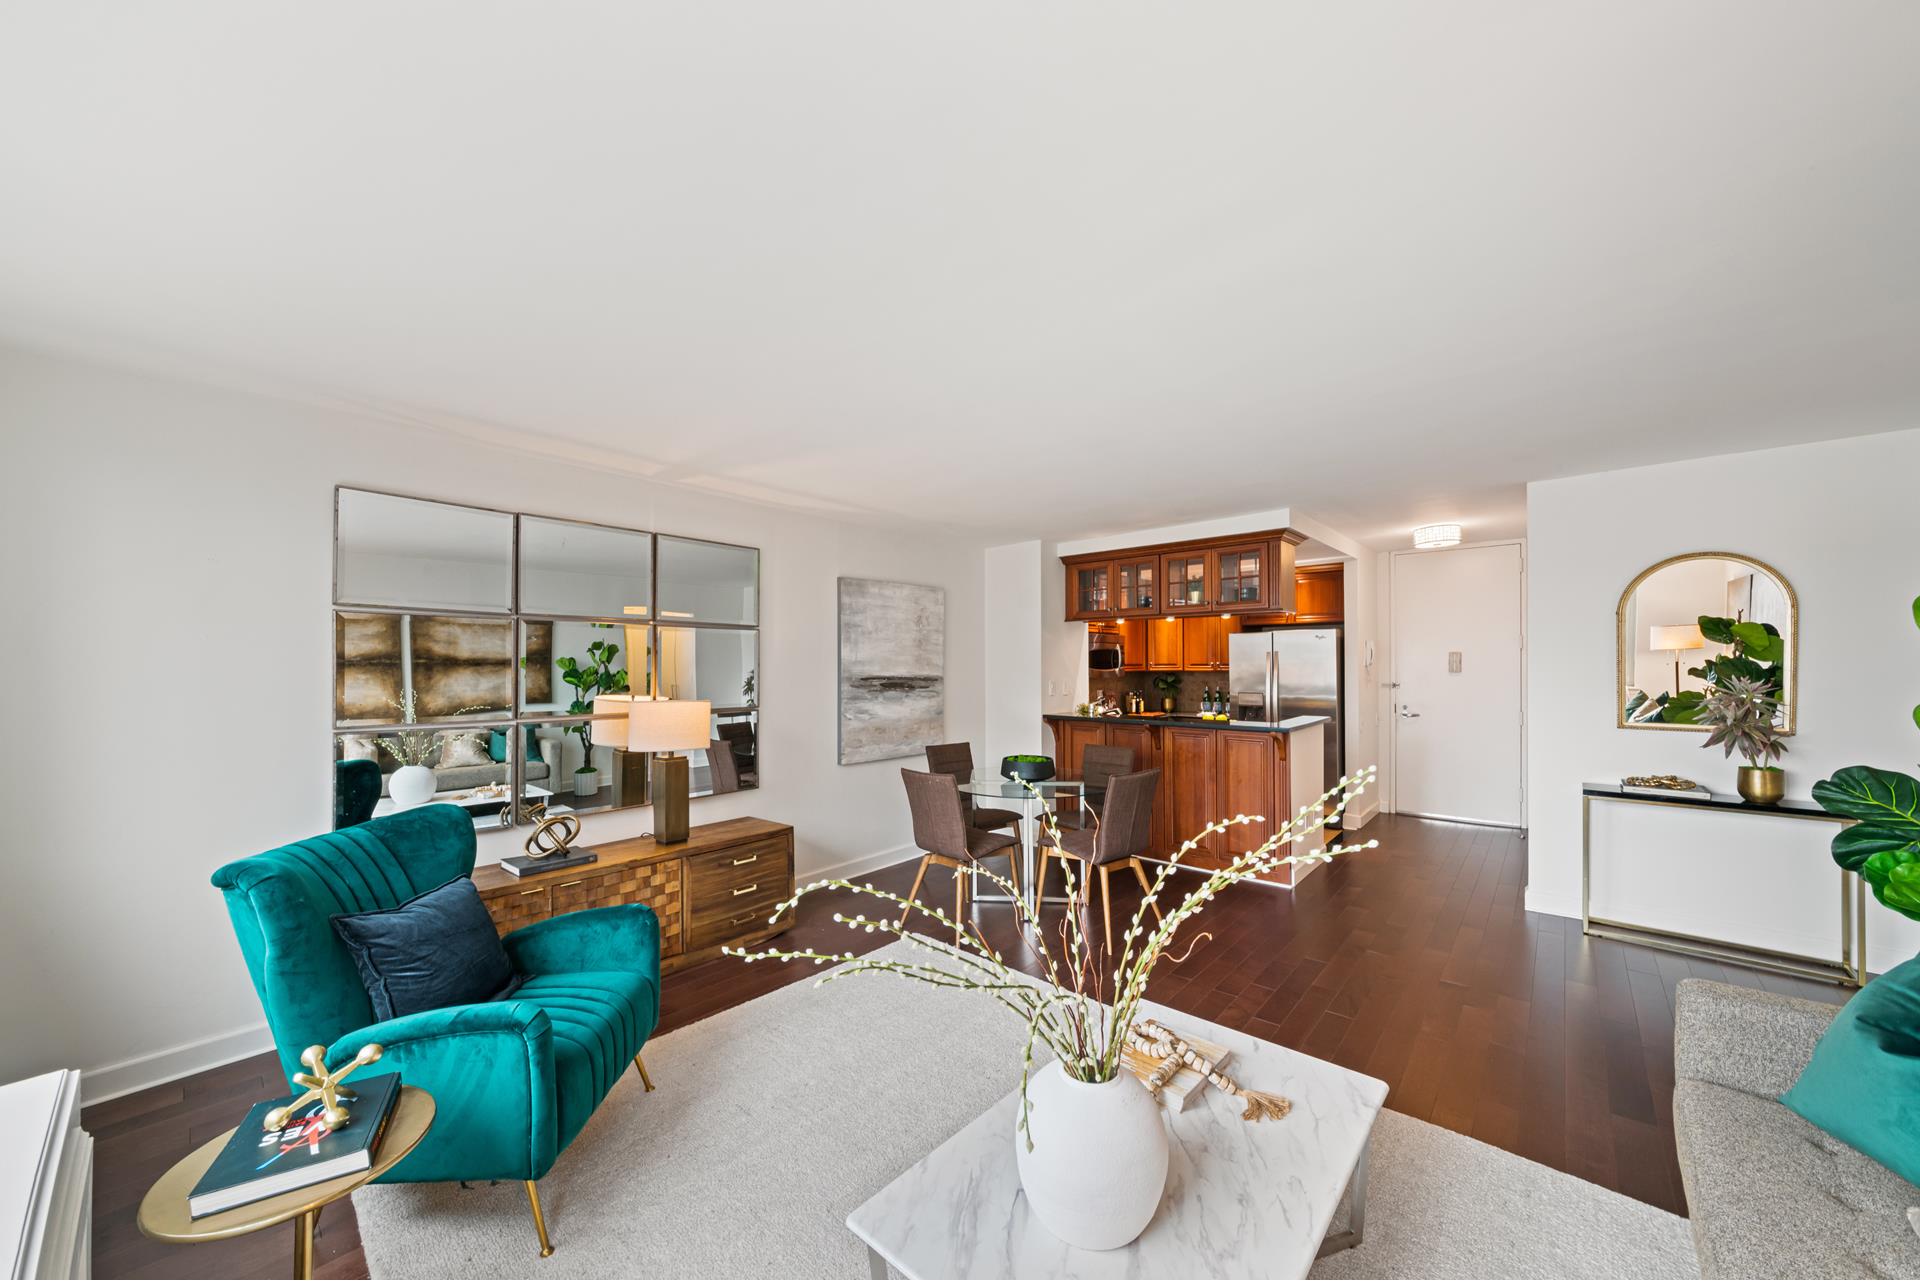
1390 542 1524 826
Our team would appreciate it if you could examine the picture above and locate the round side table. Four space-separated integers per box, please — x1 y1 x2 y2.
138 1085 435 1279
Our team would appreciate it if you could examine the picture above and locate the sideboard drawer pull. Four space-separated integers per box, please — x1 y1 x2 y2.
731 883 760 897
731 854 759 866
727 912 757 927
519 889 544 897
558 879 584 888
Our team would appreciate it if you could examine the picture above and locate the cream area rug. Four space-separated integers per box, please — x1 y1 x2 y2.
353 942 1698 1279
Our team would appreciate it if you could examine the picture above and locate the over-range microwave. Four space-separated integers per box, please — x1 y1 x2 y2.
1089 635 1124 670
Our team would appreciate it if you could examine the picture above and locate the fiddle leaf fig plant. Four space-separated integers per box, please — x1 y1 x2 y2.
556 638 628 772
1811 595 1920 921
1660 613 1785 724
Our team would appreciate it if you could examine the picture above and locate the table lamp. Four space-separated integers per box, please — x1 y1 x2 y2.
593 695 711 843
1648 623 1706 695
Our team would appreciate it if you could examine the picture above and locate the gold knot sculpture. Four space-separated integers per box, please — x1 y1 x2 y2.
524 812 581 860
263 1043 384 1132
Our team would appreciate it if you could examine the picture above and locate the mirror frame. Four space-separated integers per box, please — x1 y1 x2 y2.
332 485 763 827
1615 551 1798 734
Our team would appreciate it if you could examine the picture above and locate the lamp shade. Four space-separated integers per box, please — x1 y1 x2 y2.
592 694 711 751
1649 623 1705 653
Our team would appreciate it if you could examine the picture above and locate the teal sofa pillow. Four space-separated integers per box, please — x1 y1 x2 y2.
489 727 541 764
1780 952 1920 1185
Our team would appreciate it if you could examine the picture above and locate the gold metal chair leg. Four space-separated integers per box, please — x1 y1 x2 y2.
633 1052 655 1092
292 1208 315 1279
525 1180 555 1258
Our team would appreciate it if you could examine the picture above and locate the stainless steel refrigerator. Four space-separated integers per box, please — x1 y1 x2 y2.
1228 626 1344 786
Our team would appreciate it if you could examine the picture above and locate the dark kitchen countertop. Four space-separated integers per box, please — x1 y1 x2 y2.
1043 712 1330 733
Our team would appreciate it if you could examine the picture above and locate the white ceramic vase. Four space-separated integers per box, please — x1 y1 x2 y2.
1014 1061 1170 1250
388 764 436 809
573 768 600 796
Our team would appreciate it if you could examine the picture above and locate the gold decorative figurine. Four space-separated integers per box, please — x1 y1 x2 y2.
524 812 582 860
263 1043 384 1132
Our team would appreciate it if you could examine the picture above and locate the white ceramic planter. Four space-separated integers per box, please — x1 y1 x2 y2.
1014 1061 1169 1250
573 768 600 796
388 764 436 809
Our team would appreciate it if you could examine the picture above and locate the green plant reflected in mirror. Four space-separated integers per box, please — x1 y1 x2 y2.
1616 553 1797 734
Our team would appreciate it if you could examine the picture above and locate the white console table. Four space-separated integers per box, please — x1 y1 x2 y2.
1582 782 1863 987
0 1069 92 1279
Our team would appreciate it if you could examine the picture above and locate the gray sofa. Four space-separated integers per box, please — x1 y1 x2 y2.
1673 979 1920 1278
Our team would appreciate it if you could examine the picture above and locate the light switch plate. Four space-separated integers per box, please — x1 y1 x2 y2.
1448 651 1463 673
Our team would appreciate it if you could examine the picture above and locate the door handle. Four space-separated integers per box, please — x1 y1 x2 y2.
1399 709 1421 718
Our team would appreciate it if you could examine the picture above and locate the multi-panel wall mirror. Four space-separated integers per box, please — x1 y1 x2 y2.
333 488 760 832
1616 552 1796 732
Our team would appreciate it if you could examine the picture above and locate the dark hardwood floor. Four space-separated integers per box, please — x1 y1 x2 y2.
89 814 1847 1278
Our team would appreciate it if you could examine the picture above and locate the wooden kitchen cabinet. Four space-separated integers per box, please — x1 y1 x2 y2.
1053 718 1108 780
1160 551 1214 612
1061 530 1303 621
1113 557 1160 615
1211 543 1271 611
1043 717 1305 886
1293 563 1344 622
1068 562 1113 620
1163 725 1222 865
1146 616 1185 669
1180 615 1241 670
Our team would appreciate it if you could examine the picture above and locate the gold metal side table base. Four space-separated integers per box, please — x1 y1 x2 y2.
139 1085 435 1279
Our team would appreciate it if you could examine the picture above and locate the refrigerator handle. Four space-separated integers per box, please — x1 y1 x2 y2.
1267 649 1279 721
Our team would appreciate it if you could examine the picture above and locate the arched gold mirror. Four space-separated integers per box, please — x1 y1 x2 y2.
1617 553 1797 732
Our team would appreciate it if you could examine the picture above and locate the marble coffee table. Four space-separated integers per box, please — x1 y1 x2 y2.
847 999 1387 1279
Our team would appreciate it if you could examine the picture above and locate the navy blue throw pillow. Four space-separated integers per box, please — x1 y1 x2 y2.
331 878 522 1022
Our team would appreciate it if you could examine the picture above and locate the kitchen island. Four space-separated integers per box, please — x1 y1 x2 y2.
1042 713 1328 885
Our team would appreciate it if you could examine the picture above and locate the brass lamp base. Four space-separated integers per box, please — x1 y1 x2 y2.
652 752 690 844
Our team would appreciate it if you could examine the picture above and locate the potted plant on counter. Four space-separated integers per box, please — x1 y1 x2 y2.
1150 671 1182 713
1695 672 1788 802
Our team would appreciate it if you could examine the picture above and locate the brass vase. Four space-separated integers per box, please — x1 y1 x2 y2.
1737 765 1785 805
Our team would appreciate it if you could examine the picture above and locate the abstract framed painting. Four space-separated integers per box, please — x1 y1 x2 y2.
837 577 944 765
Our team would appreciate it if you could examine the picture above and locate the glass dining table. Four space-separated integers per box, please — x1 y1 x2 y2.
957 776 1088 911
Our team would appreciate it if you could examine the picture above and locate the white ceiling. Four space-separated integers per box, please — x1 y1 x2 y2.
3 3 1917 548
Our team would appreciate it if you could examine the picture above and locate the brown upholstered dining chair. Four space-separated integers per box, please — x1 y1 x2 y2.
925 742 1023 836
1039 768 1164 952
1057 744 1135 829
899 769 1021 942
707 739 741 794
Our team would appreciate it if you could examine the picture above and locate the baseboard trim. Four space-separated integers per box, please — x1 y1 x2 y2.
1524 888 1581 920
800 843 916 885
82 1020 276 1106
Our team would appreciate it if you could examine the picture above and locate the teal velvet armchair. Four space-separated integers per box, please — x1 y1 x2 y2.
211 804 660 1257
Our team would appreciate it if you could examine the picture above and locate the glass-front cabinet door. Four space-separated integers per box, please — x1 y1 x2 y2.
1069 562 1112 619
1212 544 1269 611
1114 557 1157 614
1162 552 1212 611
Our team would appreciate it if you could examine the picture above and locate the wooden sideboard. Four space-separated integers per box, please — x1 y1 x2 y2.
471 817 795 972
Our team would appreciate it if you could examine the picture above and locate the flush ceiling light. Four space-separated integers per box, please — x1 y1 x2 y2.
1412 523 1462 550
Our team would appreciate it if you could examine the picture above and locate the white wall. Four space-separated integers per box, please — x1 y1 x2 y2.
0 345 987 1098
983 541 1044 763
1527 428 1920 972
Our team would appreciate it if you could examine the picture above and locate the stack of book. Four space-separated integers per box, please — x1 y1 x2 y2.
187 1072 402 1218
